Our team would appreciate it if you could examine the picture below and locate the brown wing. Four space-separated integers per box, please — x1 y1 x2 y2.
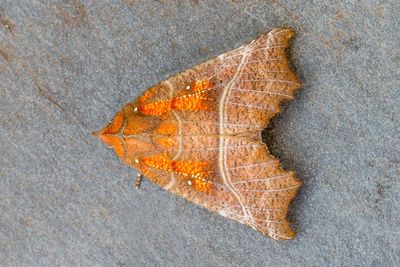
95 28 302 240
136 28 302 240
134 28 301 136
145 135 301 240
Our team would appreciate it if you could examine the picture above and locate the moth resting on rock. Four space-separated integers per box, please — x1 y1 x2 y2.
93 28 302 240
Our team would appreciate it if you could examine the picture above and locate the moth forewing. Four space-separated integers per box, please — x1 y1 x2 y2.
94 28 302 240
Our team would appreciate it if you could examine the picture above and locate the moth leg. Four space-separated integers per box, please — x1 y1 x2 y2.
135 173 142 189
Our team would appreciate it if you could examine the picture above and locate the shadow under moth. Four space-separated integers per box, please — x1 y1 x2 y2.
93 28 302 240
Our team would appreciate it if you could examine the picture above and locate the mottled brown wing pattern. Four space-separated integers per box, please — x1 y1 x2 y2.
132 28 300 136
215 28 301 134
155 135 301 240
94 28 302 240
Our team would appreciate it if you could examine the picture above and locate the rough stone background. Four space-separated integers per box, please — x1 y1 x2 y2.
1 0 399 266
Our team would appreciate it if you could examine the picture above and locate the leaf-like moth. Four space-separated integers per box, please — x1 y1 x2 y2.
93 28 302 240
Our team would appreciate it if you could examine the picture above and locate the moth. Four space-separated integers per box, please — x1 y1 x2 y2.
93 28 302 240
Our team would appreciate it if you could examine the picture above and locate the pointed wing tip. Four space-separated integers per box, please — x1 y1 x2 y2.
263 28 297 50
267 224 298 241
254 220 297 241
269 27 296 38
277 230 297 241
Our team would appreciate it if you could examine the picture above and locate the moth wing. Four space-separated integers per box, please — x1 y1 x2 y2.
135 28 301 135
142 135 301 240
215 27 302 134
126 28 302 240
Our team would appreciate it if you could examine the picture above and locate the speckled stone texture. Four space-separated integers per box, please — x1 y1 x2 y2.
0 0 399 266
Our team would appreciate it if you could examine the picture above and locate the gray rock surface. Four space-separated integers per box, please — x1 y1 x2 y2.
1 0 399 266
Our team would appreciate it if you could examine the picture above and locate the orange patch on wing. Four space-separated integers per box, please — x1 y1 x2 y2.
103 112 124 134
173 160 209 180
139 99 172 116
140 153 212 192
139 90 153 103
100 135 125 158
154 122 178 136
192 79 213 92
171 94 212 112
192 178 213 193
139 80 213 117
140 153 173 172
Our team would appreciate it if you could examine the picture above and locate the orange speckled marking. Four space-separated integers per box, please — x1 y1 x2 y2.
139 90 154 103
140 153 212 192
171 93 212 112
141 153 172 171
173 160 209 180
192 178 213 193
139 80 213 117
139 99 172 116
192 79 213 92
